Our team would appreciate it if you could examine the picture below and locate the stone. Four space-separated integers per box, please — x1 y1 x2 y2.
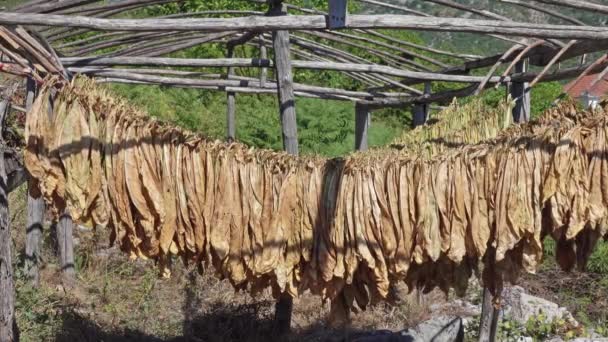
501 286 578 327
351 316 464 342
351 330 413 342
402 316 464 342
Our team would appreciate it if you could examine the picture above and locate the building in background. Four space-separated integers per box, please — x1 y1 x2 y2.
565 74 607 109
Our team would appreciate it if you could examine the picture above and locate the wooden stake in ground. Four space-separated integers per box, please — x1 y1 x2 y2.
478 288 499 342
412 82 431 127
24 77 46 287
45 89 75 282
57 209 75 280
355 103 370 151
0 91 17 342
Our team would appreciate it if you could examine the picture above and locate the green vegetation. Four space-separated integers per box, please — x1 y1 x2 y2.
476 81 565 120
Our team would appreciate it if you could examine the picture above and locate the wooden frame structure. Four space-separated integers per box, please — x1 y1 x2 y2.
2 0 608 340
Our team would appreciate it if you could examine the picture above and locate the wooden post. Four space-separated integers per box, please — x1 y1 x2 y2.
24 77 45 286
270 0 298 334
328 102 371 328
57 209 75 279
259 34 268 87
479 288 499 342
45 90 75 281
0 95 16 342
412 82 431 127
510 60 530 123
271 1 299 155
226 46 236 141
354 103 370 151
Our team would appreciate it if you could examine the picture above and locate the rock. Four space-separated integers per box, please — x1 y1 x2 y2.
501 286 578 327
402 316 464 342
351 316 464 342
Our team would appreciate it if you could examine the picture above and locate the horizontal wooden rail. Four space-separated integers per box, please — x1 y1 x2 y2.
2 12 608 39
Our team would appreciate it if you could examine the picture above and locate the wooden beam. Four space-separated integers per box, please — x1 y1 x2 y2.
356 0 429 16
88 55 601 107
529 40 577 87
73 69 410 99
96 77 363 101
112 32 234 58
531 0 608 15
426 0 509 20
59 57 495 83
355 103 371 151
500 0 587 25
475 43 523 95
358 29 481 60
4 12 608 39
15 0 98 13
59 0 173 15
331 30 446 69
282 1 473 62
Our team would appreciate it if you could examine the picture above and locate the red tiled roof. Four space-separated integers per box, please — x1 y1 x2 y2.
565 73 608 98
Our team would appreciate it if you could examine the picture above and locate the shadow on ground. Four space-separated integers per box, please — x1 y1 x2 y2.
53 271 370 342
54 304 374 342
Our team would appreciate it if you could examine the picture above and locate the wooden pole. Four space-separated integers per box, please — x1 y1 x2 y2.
5 12 608 40
270 1 297 335
0 94 16 342
45 90 75 281
354 103 370 151
479 288 497 342
327 102 372 328
271 2 299 155
24 77 45 287
259 34 268 87
511 60 530 123
226 45 236 141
